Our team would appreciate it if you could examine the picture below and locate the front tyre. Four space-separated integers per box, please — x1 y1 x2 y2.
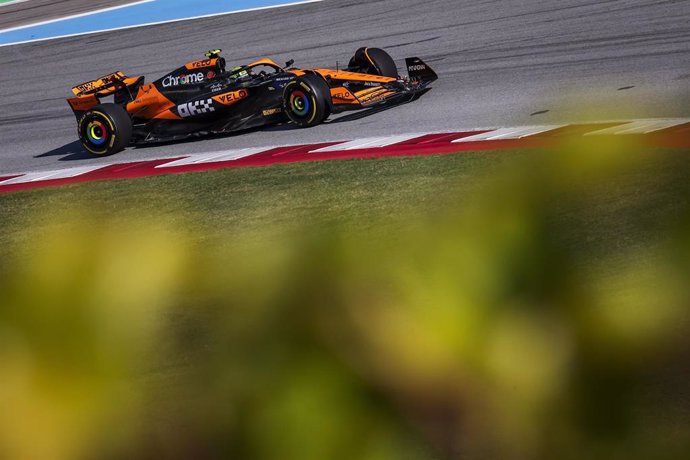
348 47 398 78
283 74 331 128
78 103 132 156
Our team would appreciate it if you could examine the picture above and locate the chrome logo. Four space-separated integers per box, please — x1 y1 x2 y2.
162 72 204 87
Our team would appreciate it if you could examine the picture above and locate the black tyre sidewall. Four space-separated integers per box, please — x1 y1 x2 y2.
349 47 398 78
364 48 398 78
283 75 330 127
78 103 132 156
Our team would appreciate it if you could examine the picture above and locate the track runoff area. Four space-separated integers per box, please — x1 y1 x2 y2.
0 0 323 46
1 120 689 193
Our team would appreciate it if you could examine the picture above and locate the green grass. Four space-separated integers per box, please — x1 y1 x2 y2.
0 146 686 259
0 151 514 249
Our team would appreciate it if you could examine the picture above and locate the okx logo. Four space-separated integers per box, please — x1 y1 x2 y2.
178 99 215 118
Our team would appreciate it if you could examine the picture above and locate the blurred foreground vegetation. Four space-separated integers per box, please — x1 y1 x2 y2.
1 140 689 460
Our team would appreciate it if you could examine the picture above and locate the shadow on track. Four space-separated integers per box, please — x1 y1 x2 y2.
325 104 402 125
34 141 92 161
324 91 427 124
33 96 421 161
262 98 416 131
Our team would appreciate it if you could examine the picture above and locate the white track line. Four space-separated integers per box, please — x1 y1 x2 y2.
310 134 424 152
585 119 690 135
453 125 564 142
155 147 271 168
0 0 323 48
0 0 155 33
0 165 104 185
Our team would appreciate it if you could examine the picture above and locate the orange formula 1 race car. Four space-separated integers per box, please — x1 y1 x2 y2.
67 47 438 156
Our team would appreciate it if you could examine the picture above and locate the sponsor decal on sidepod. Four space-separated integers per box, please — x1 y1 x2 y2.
178 99 215 118
162 72 204 88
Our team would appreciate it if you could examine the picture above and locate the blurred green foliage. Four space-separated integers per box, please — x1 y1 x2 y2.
1 139 689 460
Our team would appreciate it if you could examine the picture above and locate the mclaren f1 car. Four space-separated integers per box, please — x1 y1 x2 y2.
67 47 438 156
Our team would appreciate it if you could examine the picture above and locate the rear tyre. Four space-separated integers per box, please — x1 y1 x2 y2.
283 74 331 128
348 47 398 78
78 103 132 156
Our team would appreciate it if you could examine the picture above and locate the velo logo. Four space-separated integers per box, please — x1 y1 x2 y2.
178 99 215 118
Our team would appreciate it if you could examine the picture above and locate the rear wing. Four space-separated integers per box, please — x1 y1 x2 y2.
68 71 144 120
71 71 142 97
405 57 438 84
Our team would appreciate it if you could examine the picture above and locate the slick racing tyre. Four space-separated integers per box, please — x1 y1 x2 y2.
78 103 132 156
283 74 331 128
348 47 398 78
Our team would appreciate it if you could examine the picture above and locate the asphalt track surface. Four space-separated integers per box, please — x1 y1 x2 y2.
1 0 689 175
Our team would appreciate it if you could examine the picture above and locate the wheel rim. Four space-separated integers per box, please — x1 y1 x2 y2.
80 111 115 155
86 120 109 146
289 90 311 118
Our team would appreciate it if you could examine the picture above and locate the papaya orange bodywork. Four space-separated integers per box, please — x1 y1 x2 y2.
313 68 396 84
246 58 283 69
126 83 179 120
185 58 217 70
71 71 127 95
67 94 100 112
330 88 358 105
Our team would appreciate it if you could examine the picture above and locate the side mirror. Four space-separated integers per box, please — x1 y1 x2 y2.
285 59 295 69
